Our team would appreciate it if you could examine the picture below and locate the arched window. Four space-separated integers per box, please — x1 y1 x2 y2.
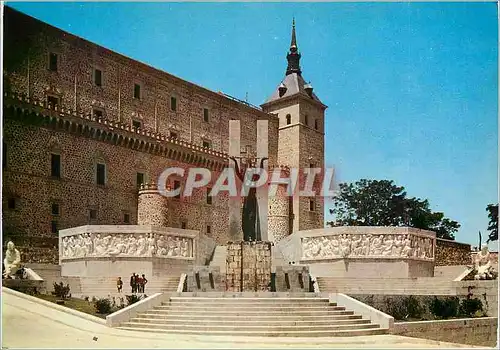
286 114 291 125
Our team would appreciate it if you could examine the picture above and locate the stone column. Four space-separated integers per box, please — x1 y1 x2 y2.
228 121 242 241
256 120 269 241
137 183 169 227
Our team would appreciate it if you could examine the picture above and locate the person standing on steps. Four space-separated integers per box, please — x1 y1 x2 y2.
141 274 148 293
117 276 123 293
130 273 137 293
136 274 143 293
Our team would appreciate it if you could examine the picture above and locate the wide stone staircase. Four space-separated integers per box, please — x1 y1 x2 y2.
74 276 180 299
117 296 388 336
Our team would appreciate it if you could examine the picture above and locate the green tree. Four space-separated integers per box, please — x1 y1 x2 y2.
327 179 460 240
486 204 498 242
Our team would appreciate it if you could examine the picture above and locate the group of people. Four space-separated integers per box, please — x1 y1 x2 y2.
116 273 148 293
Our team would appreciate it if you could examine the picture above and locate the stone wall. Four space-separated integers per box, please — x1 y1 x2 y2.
391 317 498 347
225 241 272 292
435 239 471 266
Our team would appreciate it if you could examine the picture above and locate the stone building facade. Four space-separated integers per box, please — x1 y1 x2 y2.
2 7 326 263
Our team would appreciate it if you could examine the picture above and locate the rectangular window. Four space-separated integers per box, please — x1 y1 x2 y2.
206 225 211 234
173 180 181 199
286 114 291 125
202 140 211 149
170 131 178 139
206 187 212 205
7 198 16 210
93 108 103 119
48 52 58 71
51 220 58 234
94 68 102 86
171 96 177 111
96 163 106 185
305 115 309 126
51 153 61 178
47 95 59 107
134 83 141 99
89 209 97 220
314 119 319 130
124 213 130 224
132 120 142 129
309 199 315 211
181 221 187 229
136 172 144 188
51 203 60 216
203 108 209 122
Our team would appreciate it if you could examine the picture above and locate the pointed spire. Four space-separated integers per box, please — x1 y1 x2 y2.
290 17 297 52
286 18 301 76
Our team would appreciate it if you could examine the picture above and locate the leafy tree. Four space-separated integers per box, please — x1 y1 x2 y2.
327 179 460 240
486 204 498 242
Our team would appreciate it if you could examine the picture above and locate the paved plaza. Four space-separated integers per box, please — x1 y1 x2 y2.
2 291 489 349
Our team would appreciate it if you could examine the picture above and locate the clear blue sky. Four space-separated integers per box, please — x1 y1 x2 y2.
7 2 498 248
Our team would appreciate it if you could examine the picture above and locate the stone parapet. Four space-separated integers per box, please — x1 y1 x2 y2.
59 225 195 262
276 227 437 279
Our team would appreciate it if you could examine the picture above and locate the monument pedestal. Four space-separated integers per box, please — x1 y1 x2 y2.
226 241 272 292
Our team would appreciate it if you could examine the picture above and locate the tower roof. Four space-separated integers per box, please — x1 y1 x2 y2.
262 19 325 107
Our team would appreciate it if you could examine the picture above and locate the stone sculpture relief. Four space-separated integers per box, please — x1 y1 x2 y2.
302 233 434 260
61 232 193 260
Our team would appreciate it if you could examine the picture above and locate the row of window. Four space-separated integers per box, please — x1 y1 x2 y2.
47 53 215 122
285 113 320 130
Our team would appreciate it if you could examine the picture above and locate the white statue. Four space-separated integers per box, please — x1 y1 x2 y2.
474 244 497 280
4 241 21 278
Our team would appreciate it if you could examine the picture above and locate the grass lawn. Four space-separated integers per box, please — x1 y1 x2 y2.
35 294 109 319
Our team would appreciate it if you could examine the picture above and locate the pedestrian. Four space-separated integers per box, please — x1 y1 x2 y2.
141 274 148 293
136 274 143 293
117 277 123 293
130 273 136 293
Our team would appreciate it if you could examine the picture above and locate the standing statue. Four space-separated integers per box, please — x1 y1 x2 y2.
230 156 268 242
3 241 21 279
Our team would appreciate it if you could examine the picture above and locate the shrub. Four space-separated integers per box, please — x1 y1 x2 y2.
126 294 142 306
94 298 113 314
404 296 423 319
384 297 407 320
430 297 459 319
52 282 70 299
459 298 483 317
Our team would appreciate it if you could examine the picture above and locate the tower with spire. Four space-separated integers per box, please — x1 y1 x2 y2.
261 19 327 233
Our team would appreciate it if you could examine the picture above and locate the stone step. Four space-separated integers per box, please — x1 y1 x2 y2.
136 314 363 322
119 321 380 332
169 297 330 303
156 305 346 311
145 309 354 317
129 317 370 327
167 300 333 306
116 326 387 337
